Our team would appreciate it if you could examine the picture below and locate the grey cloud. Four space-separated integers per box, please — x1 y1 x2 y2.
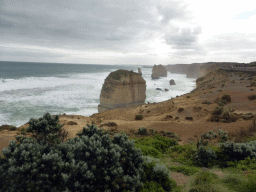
204 33 256 51
0 0 201 62
165 26 202 49
157 1 188 23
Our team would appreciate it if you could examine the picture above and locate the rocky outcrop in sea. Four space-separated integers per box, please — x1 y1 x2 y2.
151 64 167 79
98 69 146 112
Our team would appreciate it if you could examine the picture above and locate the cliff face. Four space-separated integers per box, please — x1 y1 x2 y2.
185 63 204 78
98 70 146 112
165 64 189 74
151 64 167 79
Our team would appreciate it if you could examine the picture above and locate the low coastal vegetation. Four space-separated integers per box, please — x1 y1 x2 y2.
0 124 17 131
1 112 256 191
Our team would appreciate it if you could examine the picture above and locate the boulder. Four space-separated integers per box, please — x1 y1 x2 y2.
164 88 169 92
169 79 176 85
98 70 146 112
156 88 162 91
138 68 142 75
151 64 167 79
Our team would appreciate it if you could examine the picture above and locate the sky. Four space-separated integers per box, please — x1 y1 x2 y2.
0 0 256 65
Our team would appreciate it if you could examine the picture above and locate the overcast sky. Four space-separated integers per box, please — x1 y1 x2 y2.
0 0 256 65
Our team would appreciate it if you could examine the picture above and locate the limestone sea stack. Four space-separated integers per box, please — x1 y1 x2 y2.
169 79 176 85
98 69 146 112
151 64 167 79
138 68 142 75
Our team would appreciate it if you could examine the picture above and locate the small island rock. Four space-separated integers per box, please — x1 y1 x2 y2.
169 79 176 85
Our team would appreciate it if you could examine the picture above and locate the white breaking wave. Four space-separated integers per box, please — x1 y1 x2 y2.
0 66 196 126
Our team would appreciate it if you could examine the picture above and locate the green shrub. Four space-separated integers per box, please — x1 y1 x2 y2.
219 140 256 161
191 171 218 185
136 144 162 158
26 113 64 145
168 144 196 166
135 114 144 120
137 127 147 135
139 181 165 192
0 118 146 191
189 171 219 192
135 135 178 158
140 156 178 192
194 146 217 167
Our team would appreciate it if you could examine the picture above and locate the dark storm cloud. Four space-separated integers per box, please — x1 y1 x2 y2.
0 0 201 60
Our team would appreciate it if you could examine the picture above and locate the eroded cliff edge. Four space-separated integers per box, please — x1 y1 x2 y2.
98 69 146 112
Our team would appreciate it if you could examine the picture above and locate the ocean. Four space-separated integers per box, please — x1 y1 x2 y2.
0 61 196 127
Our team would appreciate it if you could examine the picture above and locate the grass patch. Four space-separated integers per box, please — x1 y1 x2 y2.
167 144 196 166
168 165 200 176
133 135 178 158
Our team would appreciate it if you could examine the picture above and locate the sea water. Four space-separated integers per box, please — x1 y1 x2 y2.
0 61 196 126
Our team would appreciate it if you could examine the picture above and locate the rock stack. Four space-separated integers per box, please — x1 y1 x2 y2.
138 68 142 75
169 79 176 85
98 69 146 112
151 64 167 79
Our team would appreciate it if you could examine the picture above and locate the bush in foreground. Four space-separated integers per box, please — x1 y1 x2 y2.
0 113 178 192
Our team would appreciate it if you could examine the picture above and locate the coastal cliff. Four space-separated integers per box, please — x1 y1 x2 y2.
166 62 241 78
165 64 189 74
98 69 146 112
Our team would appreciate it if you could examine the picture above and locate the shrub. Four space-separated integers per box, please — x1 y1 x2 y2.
0 119 148 191
221 94 231 102
0 124 17 131
192 171 218 185
202 101 212 105
193 146 217 167
135 135 178 158
218 101 226 106
135 114 144 120
66 121 78 125
168 145 196 166
189 171 219 192
219 140 256 161
248 94 256 101
137 127 148 135
26 113 64 145
140 156 178 192
178 108 184 113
